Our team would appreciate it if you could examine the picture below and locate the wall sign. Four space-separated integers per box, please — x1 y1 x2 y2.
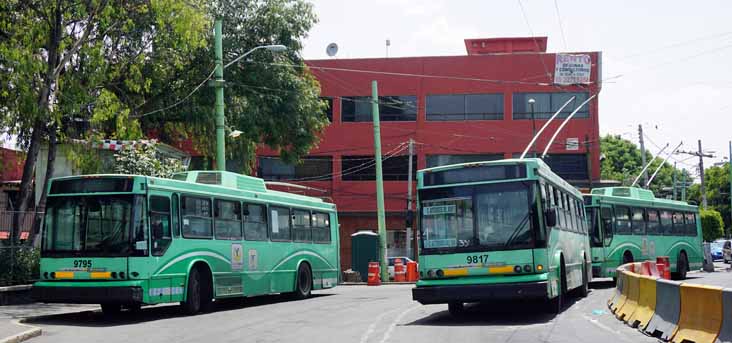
554 54 591 85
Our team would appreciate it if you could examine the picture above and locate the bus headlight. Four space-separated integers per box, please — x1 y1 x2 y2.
50 272 56 279
436 269 444 278
514 265 522 273
524 265 532 272
536 264 544 271
427 269 436 278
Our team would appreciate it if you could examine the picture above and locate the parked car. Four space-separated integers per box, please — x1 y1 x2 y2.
724 240 732 264
387 256 415 280
711 241 724 261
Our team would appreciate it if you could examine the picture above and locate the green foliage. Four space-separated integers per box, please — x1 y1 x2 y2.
0 248 40 286
688 163 731 233
600 135 690 196
114 142 185 178
138 0 329 173
701 209 725 242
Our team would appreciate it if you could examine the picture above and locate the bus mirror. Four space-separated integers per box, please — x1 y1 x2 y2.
544 208 557 227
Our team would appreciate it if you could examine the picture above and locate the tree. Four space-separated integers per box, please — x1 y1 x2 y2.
0 1 209 243
600 135 689 195
114 141 185 178
135 0 329 173
688 163 731 233
700 209 724 242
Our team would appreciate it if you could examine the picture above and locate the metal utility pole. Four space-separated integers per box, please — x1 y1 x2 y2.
406 138 414 260
214 19 226 171
682 171 687 202
677 140 714 208
585 134 593 189
673 162 677 200
529 98 536 157
639 125 648 187
729 141 731 230
371 81 388 282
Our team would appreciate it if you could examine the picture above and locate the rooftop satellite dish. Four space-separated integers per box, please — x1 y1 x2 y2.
326 43 338 57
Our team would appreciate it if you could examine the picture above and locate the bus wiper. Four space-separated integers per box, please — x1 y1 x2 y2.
504 213 530 248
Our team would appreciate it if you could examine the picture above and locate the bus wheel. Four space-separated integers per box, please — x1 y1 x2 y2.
448 302 465 316
101 303 121 316
292 263 312 300
674 252 689 280
124 303 142 313
182 268 202 315
622 251 633 265
576 261 589 298
547 262 566 314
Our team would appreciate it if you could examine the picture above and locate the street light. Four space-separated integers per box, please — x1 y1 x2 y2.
214 18 288 171
528 98 536 157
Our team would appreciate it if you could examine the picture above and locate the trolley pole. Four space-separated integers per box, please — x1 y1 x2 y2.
699 140 708 209
371 81 389 282
214 19 226 171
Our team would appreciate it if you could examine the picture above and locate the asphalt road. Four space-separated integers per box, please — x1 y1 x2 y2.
25 279 660 343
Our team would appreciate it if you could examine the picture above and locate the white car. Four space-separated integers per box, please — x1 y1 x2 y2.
387 256 415 280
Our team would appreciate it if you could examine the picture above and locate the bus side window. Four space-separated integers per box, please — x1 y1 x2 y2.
150 195 172 256
292 209 312 242
614 206 631 234
181 196 213 239
672 211 684 235
646 209 660 235
214 199 242 240
631 208 645 235
171 194 180 237
568 198 577 232
660 210 673 235
269 206 291 241
684 212 697 236
312 212 331 243
600 207 613 246
243 203 268 241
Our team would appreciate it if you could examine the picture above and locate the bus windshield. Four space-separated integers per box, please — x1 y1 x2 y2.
419 181 535 253
589 207 603 247
42 195 147 257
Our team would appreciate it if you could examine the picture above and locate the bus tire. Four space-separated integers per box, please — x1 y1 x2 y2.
674 252 689 280
622 251 633 265
547 260 566 314
448 302 465 316
292 263 312 300
182 268 202 315
124 303 142 313
576 260 589 298
101 303 121 316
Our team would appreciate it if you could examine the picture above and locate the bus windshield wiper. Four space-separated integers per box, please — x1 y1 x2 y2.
504 213 530 248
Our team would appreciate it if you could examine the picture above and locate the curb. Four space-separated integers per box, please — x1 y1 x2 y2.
0 321 41 343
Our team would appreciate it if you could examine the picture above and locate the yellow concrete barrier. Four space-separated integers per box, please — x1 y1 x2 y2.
610 272 629 314
616 271 640 322
608 269 624 308
627 275 656 329
671 284 723 343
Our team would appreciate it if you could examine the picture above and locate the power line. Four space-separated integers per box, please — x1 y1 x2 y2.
135 67 216 118
516 0 554 85
553 0 569 50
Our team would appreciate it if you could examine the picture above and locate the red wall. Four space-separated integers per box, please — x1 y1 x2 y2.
0 148 24 182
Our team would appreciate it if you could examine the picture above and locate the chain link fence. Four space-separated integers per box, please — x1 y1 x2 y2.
0 211 42 286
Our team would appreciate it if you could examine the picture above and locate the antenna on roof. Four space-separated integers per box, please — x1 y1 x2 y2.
519 96 576 160
385 39 390 58
540 94 597 159
631 143 670 187
326 43 339 58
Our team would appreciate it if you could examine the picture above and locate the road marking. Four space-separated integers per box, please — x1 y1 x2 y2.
359 308 402 343
581 314 637 342
377 305 421 343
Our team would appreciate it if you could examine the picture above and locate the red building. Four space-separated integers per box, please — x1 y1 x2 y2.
257 37 603 271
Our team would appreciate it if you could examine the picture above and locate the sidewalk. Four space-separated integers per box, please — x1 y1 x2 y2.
683 262 732 288
0 303 97 343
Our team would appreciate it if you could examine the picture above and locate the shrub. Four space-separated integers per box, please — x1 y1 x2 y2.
701 209 725 242
0 247 40 286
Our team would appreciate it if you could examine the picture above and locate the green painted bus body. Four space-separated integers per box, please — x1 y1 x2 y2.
413 158 591 303
584 187 703 278
34 171 339 306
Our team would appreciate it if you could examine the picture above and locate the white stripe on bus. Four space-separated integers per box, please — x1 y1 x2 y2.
155 251 231 275
607 242 641 257
271 250 335 271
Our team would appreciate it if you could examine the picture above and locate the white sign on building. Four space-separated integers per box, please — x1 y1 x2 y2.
554 54 591 85
566 138 580 151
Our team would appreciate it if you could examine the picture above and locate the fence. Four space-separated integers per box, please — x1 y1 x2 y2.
0 211 42 286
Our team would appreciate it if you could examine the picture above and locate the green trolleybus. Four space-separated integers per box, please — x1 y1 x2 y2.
411 158 591 315
584 187 702 280
32 171 339 315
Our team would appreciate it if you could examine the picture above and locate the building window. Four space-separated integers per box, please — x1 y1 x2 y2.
341 96 417 122
320 97 333 122
426 94 503 121
341 155 417 181
425 154 503 168
512 92 590 119
257 156 332 181
543 154 589 181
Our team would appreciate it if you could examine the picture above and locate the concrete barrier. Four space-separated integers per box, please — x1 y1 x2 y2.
643 279 682 340
616 271 640 322
611 272 629 314
627 275 657 329
714 288 732 343
608 268 625 308
671 284 723 343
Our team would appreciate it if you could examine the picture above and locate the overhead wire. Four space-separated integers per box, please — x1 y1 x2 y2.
553 0 569 51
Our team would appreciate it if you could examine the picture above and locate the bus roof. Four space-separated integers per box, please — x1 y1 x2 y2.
417 158 582 198
49 171 335 211
584 186 697 211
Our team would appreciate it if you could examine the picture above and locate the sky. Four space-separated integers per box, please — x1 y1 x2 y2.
301 0 732 176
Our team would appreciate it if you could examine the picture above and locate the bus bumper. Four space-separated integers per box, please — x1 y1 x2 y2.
32 284 143 304
411 281 548 305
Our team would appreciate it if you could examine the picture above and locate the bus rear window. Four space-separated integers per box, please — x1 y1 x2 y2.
50 178 133 194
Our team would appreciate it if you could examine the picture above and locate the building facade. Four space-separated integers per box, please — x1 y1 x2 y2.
257 37 603 271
